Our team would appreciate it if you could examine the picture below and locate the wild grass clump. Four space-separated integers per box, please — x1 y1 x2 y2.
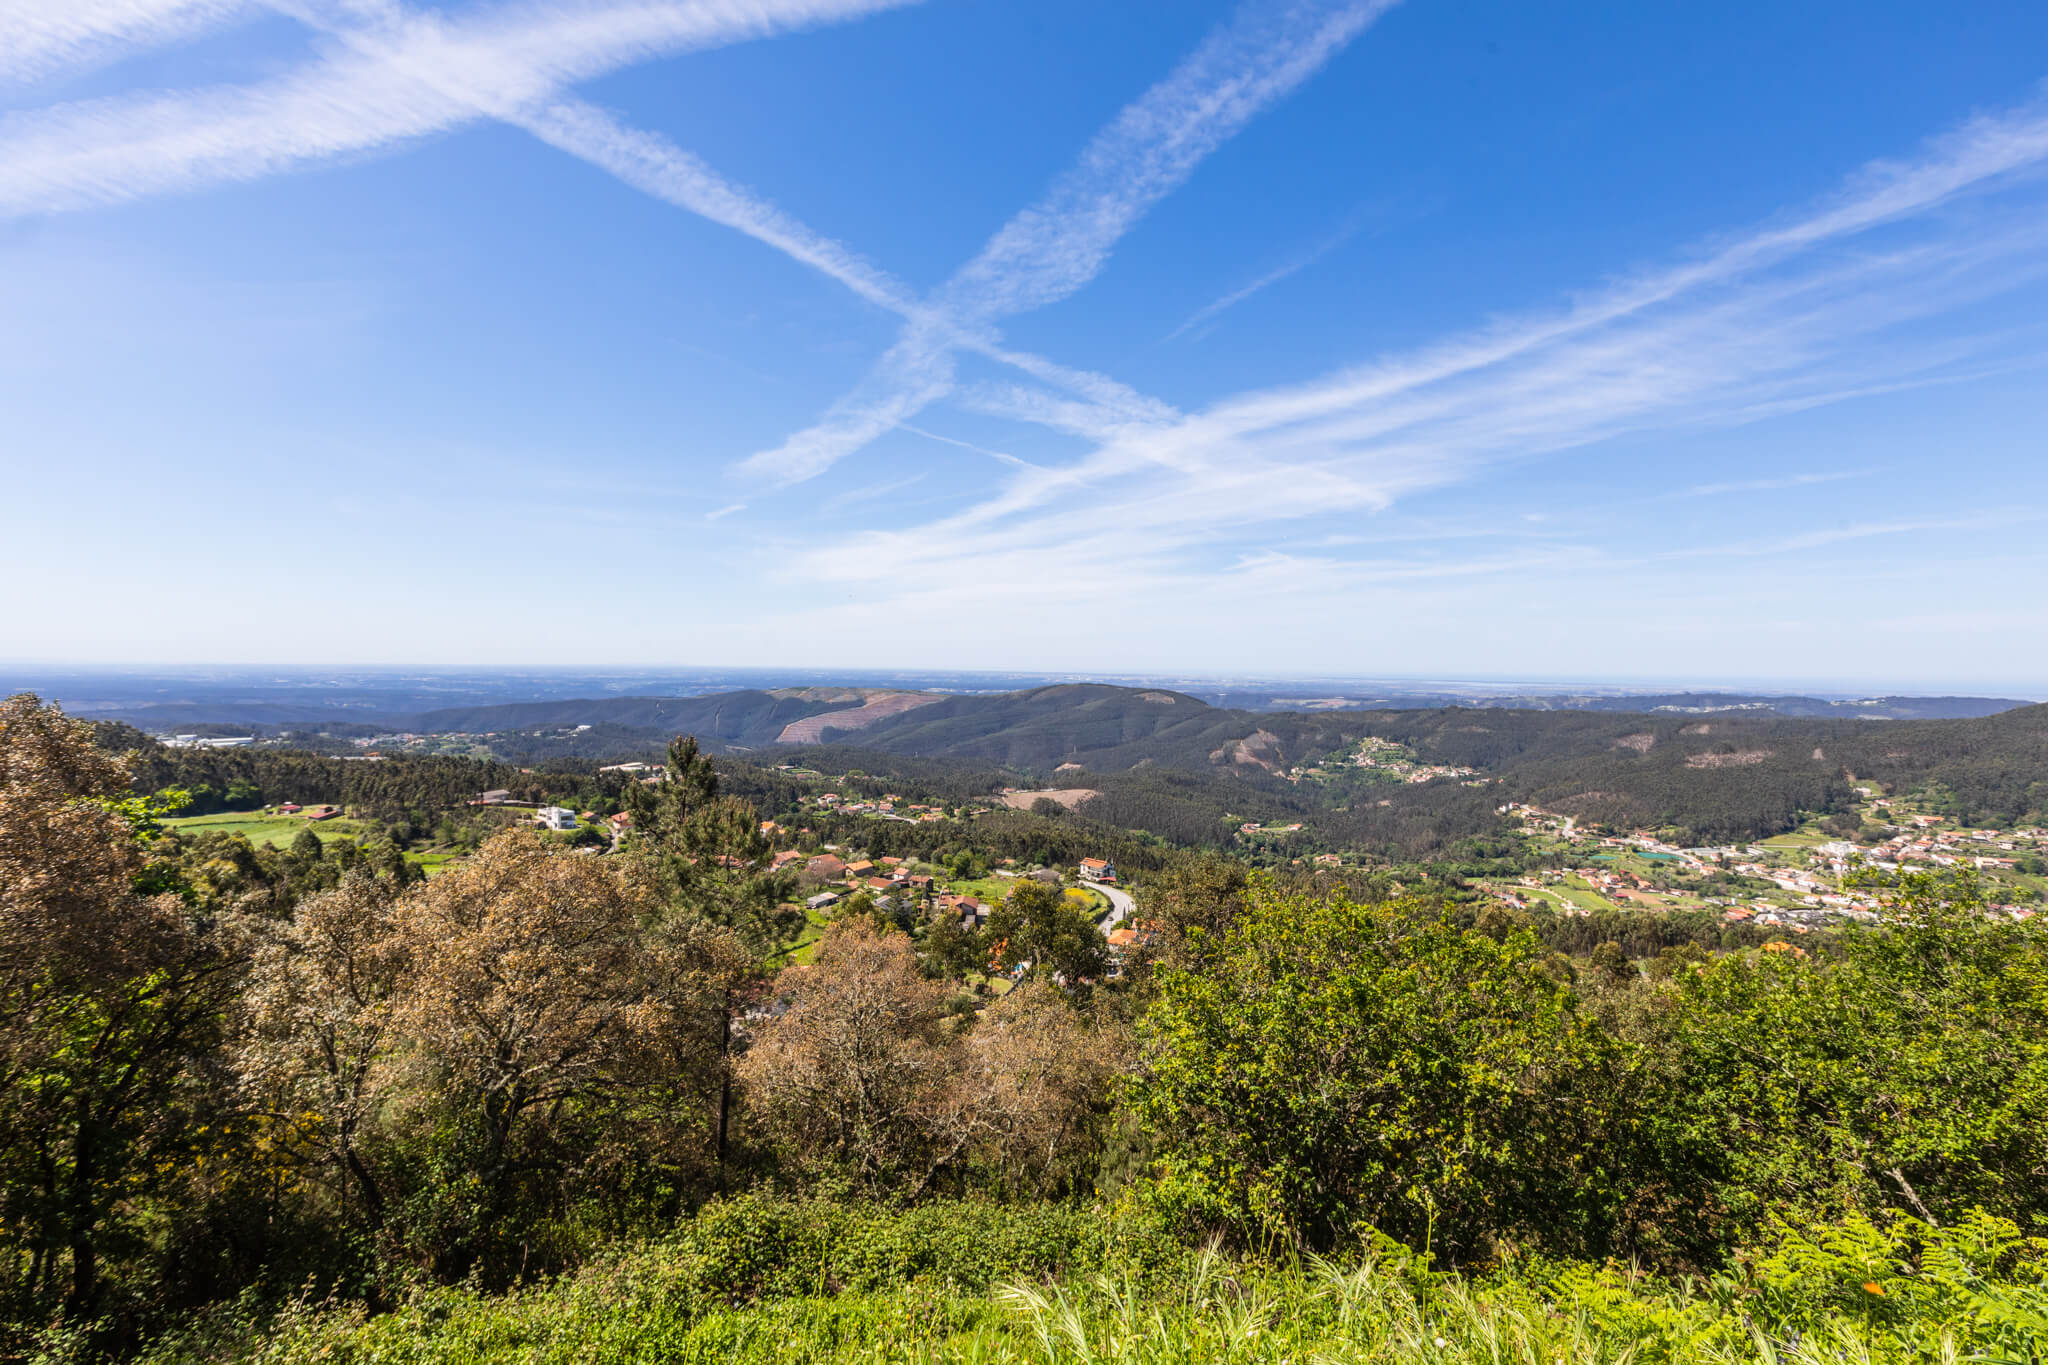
124 1210 2048 1365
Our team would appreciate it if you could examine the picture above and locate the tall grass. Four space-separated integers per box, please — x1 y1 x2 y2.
122 1208 2048 1365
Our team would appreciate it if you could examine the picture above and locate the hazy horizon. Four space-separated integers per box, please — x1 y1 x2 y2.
5 661 2042 705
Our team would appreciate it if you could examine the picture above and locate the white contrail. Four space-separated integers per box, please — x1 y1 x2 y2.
273 0 1170 433
1165 222 1361 341
778 95 2048 600
0 0 247 86
2 0 1189 468
735 0 1401 486
0 0 926 216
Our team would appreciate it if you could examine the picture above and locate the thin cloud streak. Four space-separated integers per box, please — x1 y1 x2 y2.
274 0 1163 452
1165 221 1361 341
1649 511 2045 560
0 0 926 217
1681 470 1869 498
776 94 2048 619
0 0 247 86
937 0 1398 324
735 0 1399 486
898 423 1035 469
2 0 1203 485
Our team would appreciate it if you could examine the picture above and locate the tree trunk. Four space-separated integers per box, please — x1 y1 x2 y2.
64 1099 98 1316
713 1003 733 1191
343 1141 387 1231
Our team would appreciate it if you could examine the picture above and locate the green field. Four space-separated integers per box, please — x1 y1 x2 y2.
407 850 464 877
945 875 1020 904
777 905 839 966
1759 825 1833 850
163 810 375 847
1548 879 1621 913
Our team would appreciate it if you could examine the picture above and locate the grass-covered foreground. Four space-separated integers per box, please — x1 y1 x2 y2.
112 1201 2048 1364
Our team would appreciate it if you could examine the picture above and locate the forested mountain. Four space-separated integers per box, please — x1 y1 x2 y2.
88 683 2048 843
1197 687 2032 719
1320 703 2048 839
1836 701 2048 825
402 690 855 744
1557 692 2031 720
815 692 2048 843
830 684 1237 766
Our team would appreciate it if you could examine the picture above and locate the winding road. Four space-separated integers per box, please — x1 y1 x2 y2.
1084 878 1135 931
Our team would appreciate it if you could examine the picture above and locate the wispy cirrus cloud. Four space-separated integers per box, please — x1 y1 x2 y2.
1656 510 2045 560
0 0 926 217
18 0 1161 459
1680 470 1869 498
734 0 1401 486
776 93 2048 619
0 0 248 87
0 0 1297 499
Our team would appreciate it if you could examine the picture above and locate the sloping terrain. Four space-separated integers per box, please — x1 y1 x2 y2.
1362 702 2048 837
776 692 942 743
836 684 1292 769
86 675 2047 841
403 691 857 746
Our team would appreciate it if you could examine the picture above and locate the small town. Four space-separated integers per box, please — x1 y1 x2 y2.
1291 734 1485 785
1488 795 2048 927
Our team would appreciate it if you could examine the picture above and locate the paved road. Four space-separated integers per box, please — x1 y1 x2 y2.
1084 878 1135 930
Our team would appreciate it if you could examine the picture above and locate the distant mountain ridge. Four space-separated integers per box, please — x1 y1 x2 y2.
1202 689 2032 720
401 691 843 741
71 676 2048 839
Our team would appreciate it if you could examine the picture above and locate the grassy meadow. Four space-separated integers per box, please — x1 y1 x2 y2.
124 1201 2048 1365
162 809 470 877
161 810 374 846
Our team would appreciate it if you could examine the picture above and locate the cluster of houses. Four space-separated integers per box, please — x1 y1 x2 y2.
1324 736 1481 785
807 790 952 822
597 761 668 783
160 734 255 749
1496 800 2046 925
790 849 1145 961
794 853 963 916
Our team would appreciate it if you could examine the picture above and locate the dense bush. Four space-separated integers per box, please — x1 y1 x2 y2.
1133 872 2048 1268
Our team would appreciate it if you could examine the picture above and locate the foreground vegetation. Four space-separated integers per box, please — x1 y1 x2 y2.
129 1204 2048 1363
5 692 2048 1360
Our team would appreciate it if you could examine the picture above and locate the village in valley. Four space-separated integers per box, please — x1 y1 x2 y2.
604 761 1142 977
1482 793 2048 930
580 746 2048 952
160 720 2047 980
1306 735 1486 786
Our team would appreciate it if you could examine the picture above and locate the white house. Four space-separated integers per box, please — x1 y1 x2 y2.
535 806 579 831
1079 856 1116 883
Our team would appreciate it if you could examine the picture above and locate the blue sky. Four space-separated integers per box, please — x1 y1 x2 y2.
4 0 2047 690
